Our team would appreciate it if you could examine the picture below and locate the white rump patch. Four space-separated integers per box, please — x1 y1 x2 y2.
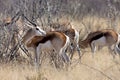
74 29 79 43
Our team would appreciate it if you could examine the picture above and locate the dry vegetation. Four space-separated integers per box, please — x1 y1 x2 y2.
1 0 120 80
0 17 120 80
1 48 120 80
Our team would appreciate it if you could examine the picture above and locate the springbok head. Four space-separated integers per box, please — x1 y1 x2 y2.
35 26 46 36
22 26 46 44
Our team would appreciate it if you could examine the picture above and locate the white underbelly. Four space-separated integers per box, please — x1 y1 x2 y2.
37 40 54 51
93 36 107 46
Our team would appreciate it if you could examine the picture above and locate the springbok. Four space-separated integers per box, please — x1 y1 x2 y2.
79 29 120 57
49 22 81 60
22 26 70 68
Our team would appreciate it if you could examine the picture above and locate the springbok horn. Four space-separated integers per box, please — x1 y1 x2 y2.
22 14 37 27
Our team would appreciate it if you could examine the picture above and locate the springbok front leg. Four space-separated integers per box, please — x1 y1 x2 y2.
34 45 41 70
90 41 97 58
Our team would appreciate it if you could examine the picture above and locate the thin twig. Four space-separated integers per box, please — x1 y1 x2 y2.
80 63 113 80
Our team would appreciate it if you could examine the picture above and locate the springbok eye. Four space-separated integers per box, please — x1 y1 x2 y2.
36 28 39 30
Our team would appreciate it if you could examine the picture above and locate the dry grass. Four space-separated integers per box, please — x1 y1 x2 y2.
0 64 38 80
1 49 120 80
1 16 120 80
40 47 120 80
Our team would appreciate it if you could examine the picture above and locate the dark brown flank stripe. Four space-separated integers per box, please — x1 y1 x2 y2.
90 33 104 43
79 29 118 49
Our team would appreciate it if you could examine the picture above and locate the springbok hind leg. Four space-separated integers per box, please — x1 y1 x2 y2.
76 44 81 60
69 43 75 60
59 48 70 70
59 48 70 63
108 46 115 59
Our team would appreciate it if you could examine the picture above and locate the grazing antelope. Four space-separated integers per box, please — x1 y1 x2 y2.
22 26 70 68
79 29 120 57
49 22 81 60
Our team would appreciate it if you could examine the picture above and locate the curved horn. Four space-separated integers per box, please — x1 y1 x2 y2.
22 14 37 27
